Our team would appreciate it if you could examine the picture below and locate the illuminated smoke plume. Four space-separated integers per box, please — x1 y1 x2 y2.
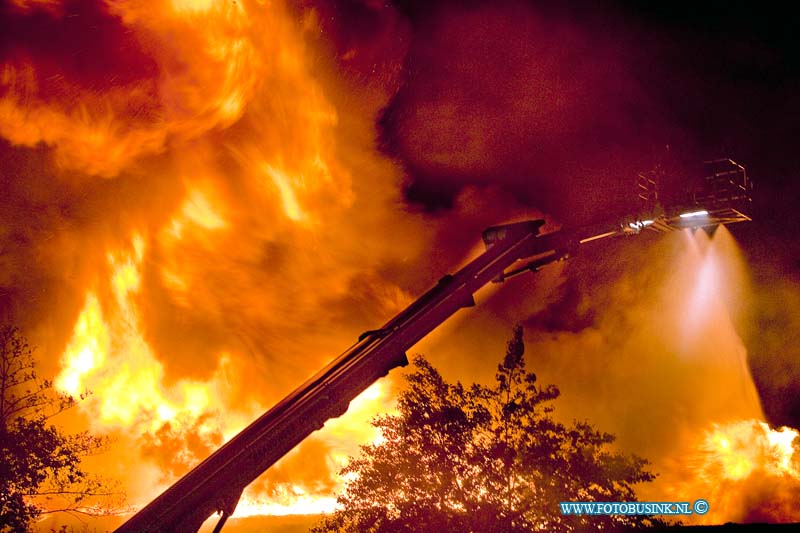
1 0 799 527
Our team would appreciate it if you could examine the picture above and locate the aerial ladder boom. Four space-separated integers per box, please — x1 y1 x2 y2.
116 206 742 532
116 218 610 532
117 159 753 532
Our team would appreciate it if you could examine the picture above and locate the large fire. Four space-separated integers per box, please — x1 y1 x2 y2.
669 419 800 524
3 0 414 520
2 0 799 530
53 230 392 514
55 236 218 433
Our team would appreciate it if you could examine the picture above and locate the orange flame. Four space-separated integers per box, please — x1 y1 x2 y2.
56 237 219 432
669 419 800 524
702 420 799 481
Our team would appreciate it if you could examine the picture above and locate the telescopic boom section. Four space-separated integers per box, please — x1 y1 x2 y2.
114 219 635 533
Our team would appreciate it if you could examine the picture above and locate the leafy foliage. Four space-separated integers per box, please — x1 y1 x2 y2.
0 326 123 532
314 326 663 532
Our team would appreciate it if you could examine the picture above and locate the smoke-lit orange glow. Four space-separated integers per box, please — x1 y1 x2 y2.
0 0 265 176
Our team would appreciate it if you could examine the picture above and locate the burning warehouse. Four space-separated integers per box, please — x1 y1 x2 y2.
1 1 799 532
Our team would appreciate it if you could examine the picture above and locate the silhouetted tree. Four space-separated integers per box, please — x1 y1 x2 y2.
0 326 123 532
314 326 663 532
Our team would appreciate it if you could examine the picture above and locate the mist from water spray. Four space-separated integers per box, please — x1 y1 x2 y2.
417 223 799 524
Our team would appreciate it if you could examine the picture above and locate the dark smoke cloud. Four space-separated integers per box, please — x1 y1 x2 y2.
377 0 663 220
745 243 800 429
0 0 158 90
